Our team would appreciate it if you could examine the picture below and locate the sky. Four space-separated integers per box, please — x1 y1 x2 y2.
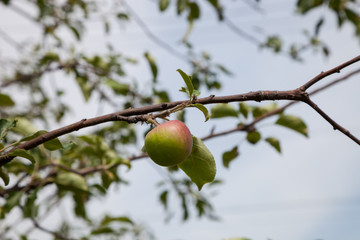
1 0 360 240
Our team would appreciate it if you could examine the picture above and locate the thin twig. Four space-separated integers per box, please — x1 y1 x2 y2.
300 55 360 91
304 98 360 145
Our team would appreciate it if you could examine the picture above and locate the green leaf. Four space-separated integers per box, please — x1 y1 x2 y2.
0 119 16 140
43 137 63 151
91 227 114 235
159 0 170 11
159 190 168 210
253 103 278 118
246 131 261 144
75 76 92 101
0 167 9 186
55 172 88 192
239 102 250 119
3 191 22 213
222 146 239 168
73 193 87 219
105 79 129 95
23 189 38 218
265 137 281 153
11 118 37 137
177 0 187 15
100 215 133 226
276 114 308 137
297 0 324 14
144 52 158 82
210 103 238 118
20 130 47 142
0 93 15 107
215 64 232 75
8 149 35 164
178 136 216 191
187 2 200 21
190 104 209 122
177 69 194 97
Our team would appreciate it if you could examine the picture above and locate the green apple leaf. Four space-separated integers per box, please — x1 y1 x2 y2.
0 119 17 140
246 131 261 144
222 146 239 168
211 103 238 118
8 149 35 164
43 137 63 151
177 69 194 97
239 102 251 119
144 52 158 82
252 103 278 118
276 114 308 137
55 172 88 192
190 104 209 122
159 0 170 11
0 93 15 107
265 137 281 153
178 136 216 191
0 167 9 186
100 215 134 226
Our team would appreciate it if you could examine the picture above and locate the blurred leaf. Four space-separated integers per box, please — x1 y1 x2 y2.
239 102 251 119
11 118 37 137
177 69 194 97
23 189 38 218
43 137 63 151
20 130 47 142
144 52 158 82
101 215 133 226
3 191 22 213
179 136 216 190
187 2 200 21
105 78 129 95
75 76 92 101
177 0 187 15
297 0 324 14
8 149 35 164
55 172 88 192
0 167 9 186
265 137 281 153
276 114 308 137
159 190 168 210
73 193 87 219
314 17 324 36
222 146 239 168
159 0 170 11
215 64 232 75
262 35 282 52
0 119 16 140
40 52 59 65
246 131 261 144
190 104 209 122
0 93 15 107
253 103 278 118
211 103 238 118
117 12 129 20
176 110 186 122
91 227 114 235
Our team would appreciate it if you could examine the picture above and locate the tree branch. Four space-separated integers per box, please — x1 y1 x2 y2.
1 55 360 166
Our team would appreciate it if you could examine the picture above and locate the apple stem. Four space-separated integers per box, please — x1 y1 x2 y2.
147 118 160 126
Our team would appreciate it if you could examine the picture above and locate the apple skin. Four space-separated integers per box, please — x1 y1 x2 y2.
145 120 193 167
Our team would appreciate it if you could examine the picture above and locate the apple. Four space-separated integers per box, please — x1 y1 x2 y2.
145 120 193 167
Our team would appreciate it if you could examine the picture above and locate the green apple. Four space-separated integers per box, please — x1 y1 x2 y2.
145 120 193 167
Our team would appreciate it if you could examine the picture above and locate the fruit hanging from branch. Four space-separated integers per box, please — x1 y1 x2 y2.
145 120 193 167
